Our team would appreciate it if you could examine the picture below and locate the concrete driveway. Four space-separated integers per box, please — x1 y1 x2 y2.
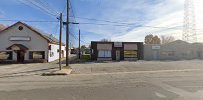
70 60 203 74
0 54 77 78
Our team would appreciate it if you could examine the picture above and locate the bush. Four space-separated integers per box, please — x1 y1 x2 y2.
81 54 91 61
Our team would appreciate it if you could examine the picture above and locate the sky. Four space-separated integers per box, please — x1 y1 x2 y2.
0 0 203 47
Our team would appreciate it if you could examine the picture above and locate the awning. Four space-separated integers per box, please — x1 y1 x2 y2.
7 44 28 50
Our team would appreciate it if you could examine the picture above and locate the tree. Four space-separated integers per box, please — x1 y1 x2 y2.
152 35 161 44
144 34 161 44
100 38 111 42
161 35 175 44
81 45 86 51
144 34 154 44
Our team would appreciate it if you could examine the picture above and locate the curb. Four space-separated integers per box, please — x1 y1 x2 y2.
42 68 72 76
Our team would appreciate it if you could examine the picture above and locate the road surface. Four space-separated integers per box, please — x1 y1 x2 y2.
0 60 203 100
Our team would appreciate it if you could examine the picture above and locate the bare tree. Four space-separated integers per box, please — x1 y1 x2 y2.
161 35 175 44
100 38 111 42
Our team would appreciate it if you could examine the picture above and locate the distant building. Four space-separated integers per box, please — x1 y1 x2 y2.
144 40 203 60
91 41 144 61
0 22 67 63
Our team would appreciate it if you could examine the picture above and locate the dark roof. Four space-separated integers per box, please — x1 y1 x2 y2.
0 22 65 45
7 44 29 50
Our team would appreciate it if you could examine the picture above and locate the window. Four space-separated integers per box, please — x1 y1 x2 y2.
18 26 23 31
124 50 137 58
50 52 54 57
98 50 111 58
29 51 45 59
0 51 12 60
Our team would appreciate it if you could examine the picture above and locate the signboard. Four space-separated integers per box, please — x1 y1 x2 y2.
10 37 31 41
114 42 122 47
152 46 160 50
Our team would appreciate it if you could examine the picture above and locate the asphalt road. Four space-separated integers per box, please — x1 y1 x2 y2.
1 60 203 100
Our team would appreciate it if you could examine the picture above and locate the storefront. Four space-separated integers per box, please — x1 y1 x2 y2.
0 22 66 63
91 41 144 61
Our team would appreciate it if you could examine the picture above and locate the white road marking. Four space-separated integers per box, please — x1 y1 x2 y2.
155 92 167 98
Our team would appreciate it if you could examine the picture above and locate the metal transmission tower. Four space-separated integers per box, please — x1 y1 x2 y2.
183 0 197 42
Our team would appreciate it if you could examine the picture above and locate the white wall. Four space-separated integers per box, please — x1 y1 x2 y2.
48 44 67 62
0 23 49 61
144 40 203 60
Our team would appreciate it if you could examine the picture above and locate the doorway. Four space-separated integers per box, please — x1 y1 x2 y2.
116 50 120 61
153 50 159 60
17 50 25 63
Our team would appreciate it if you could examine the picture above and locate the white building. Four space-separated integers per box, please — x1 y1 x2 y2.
144 40 203 60
0 21 67 63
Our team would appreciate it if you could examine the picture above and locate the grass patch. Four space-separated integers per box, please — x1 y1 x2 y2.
81 54 91 61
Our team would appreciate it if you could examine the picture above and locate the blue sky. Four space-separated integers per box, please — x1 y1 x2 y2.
1 0 203 46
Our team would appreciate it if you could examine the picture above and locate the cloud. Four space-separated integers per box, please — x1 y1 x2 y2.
111 0 203 42
78 0 203 43
110 0 184 41
77 0 184 41
111 10 183 42
78 0 162 36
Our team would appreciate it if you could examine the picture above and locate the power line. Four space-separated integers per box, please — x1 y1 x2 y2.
62 2 67 13
37 0 59 14
69 1 89 45
0 19 58 23
28 0 58 16
69 1 80 30
18 0 58 17
71 16 191 30
79 22 183 29
69 16 148 24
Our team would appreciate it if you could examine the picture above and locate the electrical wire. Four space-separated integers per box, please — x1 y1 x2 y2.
37 0 59 15
0 19 58 23
18 0 58 17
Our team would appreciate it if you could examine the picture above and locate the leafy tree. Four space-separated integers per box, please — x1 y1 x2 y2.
144 34 154 44
152 35 161 44
81 45 86 51
144 34 161 44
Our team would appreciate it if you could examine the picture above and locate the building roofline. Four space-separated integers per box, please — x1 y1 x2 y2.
0 21 65 45
91 41 143 43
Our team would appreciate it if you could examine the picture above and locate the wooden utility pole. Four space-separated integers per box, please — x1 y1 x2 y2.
66 0 69 66
78 29 81 59
59 13 62 70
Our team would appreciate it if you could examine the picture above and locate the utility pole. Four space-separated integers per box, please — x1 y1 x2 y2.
59 13 62 70
66 0 69 66
78 29 81 59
